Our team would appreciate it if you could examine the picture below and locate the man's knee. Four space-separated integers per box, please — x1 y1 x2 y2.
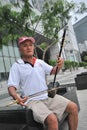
44 113 58 129
65 101 78 114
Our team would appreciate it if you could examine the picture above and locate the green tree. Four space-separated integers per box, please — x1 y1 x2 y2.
72 1 87 22
41 0 74 39
34 0 75 60
0 0 87 61
0 0 36 48
75 2 87 14
81 51 87 62
36 0 87 60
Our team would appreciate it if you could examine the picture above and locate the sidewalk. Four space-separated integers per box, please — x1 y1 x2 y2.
47 67 87 85
77 90 87 130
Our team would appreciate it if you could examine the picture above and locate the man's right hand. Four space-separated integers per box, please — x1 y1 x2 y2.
16 94 28 106
8 86 28 106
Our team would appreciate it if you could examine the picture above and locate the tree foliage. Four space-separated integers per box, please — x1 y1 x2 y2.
81 51 87 62
0 0 36 48
41 0 75 40
75 2 87 14
0 0 87 60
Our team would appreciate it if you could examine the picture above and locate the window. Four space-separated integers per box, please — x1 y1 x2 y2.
0 57 5 73
2 45 9 56
10 0 17 4
10 58 15 65
0 49 2 56
3 57 11 72
14 47 20 58
8 46 15 57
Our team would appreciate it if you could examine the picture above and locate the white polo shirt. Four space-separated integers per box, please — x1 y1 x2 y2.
8 58 53 103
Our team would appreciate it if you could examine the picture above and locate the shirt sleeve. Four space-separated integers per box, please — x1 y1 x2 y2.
40 60 53 74
7 63 20 89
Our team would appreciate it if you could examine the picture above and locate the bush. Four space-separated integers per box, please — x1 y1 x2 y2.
79 62 87 67
48 59 56 66
63 60 79 71
64 60 72 70
49 59 87 70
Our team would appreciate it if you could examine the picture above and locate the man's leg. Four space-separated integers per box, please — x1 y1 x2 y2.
44 113 58 130
65 101 78 130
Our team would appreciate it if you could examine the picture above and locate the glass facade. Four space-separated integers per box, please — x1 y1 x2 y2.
0 41 20 80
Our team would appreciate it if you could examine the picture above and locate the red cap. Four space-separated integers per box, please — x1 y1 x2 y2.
18 36 35 46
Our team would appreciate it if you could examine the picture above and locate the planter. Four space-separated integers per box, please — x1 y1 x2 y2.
75 72 87 90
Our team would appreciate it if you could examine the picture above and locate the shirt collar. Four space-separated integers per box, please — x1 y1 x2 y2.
16 59 24 64
16 57 37 65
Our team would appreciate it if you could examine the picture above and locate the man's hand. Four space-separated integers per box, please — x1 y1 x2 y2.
51 57 64 74
8 86 28 106
56 57 64 70
15 94 28 106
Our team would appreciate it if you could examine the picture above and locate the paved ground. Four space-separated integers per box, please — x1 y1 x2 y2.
0 67 87 130
77 89 87 130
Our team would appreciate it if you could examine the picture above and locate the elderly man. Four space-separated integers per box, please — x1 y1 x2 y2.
8 36 78 130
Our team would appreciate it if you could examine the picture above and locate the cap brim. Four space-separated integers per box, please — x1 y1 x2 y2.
18 37 35 46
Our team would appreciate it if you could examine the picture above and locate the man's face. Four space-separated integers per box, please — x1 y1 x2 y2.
19 40 34 57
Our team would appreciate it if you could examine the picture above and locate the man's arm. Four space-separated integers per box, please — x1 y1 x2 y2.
8 86 28 106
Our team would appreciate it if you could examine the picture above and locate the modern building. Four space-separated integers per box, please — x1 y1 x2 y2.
73 16 87 53
50 20 81 62
0 41 20 80
79 41 87 54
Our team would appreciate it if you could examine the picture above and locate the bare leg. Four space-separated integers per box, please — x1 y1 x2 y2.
65 101 78 130
44 113 58 130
